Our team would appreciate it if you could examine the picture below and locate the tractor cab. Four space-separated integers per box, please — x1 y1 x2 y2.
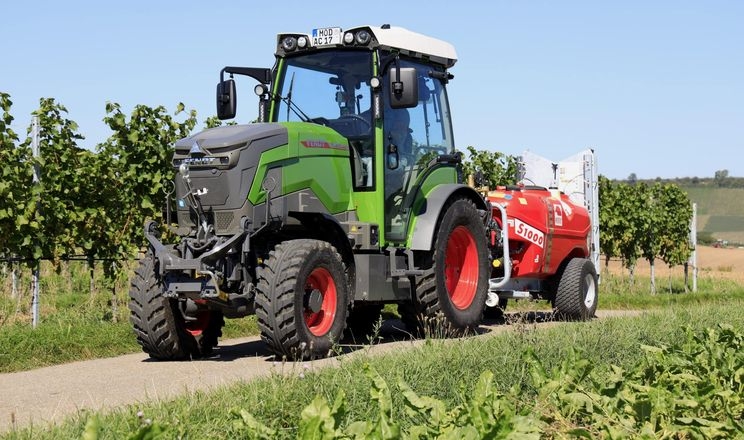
217 25 459 244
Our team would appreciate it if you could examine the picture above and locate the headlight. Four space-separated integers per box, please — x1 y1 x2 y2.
254 84 268 96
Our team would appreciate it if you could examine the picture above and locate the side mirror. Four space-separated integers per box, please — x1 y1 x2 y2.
388 67 418 109
216 79 236 120
386 144 399 170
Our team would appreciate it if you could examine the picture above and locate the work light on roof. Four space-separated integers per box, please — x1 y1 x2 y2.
282 36 297 52
355 30 371 45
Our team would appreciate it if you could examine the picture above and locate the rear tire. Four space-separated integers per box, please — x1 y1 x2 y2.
400 198 489 336
128 254 223 360
255 239 350 359
554 258 598 320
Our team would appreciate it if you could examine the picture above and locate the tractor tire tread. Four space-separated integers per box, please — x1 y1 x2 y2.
401 197 488 336
128 256 190 360
554 258 598 320
255 239 349 359
128 255 224 360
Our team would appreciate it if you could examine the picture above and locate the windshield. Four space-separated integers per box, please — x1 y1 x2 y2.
275 51 373 136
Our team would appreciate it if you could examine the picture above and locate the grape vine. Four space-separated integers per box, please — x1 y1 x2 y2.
598 177 693 291
0 93 202 287
2 90 694 299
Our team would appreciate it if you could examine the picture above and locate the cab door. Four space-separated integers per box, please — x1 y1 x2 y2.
382 61 456 242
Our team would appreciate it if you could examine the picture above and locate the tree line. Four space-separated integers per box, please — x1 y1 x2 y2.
625 171 744 188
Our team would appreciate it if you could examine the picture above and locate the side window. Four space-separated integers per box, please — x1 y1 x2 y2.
383 62 455 170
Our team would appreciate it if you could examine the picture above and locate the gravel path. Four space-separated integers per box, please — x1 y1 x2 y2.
0 309 641 433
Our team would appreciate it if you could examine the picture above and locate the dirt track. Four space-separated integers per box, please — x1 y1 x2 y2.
0 310 639 433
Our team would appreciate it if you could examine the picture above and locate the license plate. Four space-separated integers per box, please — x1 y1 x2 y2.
311 27 342 46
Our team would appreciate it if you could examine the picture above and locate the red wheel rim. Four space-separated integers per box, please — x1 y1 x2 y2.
304 267 338 336
444 225 479 310
185 311 210 337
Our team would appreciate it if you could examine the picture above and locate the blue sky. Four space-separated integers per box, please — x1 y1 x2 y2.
3 0 742 179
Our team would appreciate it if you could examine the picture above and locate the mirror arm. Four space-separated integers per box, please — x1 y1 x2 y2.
392 56 403 95
221 66 272 84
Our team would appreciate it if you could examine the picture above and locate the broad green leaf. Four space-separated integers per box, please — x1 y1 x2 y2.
141 196 154 209
81 415 100 440
299 395 339 440
231 409 276 439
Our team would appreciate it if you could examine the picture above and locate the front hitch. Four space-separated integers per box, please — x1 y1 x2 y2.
144 218 250 276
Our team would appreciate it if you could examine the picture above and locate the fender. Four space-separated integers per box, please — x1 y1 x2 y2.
290 211 356 276
409 184 488 251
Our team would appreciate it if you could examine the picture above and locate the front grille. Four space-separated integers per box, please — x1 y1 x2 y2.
215 211 235 232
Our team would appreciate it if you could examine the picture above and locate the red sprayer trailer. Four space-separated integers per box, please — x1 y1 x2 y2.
484 185 597 319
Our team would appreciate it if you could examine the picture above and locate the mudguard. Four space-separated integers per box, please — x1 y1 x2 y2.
409 184 488 251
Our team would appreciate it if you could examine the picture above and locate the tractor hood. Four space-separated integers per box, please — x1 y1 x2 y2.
173 123 289 169
172 123 289 235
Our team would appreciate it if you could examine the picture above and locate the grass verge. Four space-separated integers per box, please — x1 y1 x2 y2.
4 294 744 439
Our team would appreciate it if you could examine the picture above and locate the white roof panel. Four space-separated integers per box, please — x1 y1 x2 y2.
347 25 458 68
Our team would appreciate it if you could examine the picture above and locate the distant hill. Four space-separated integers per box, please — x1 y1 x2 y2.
683 186 744 245
613 177 744 245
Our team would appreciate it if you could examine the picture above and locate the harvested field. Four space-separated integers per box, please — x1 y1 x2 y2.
604 245 744 284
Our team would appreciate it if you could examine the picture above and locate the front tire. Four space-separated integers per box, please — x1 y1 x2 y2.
255 239 350 359
554 258 598 320
128 255 223 360
400 198 489 335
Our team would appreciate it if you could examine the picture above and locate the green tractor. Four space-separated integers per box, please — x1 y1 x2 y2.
129 25 491 360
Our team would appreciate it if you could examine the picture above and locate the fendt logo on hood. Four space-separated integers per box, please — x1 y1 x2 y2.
183 157 217 165
189 140 206 155
181 140 217 166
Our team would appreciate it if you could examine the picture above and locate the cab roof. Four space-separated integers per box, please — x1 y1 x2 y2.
350 25 457 68
276 25 458 68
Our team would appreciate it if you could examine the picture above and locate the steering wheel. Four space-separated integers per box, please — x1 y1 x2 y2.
310 116 330 126
338 114 372 133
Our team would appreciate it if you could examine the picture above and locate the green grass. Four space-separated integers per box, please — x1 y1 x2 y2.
704 215 744 232
1 263 741 373
0 312 258 374
682 186 744 217
501 272 744 314
4 293 744 439
599 272 744 309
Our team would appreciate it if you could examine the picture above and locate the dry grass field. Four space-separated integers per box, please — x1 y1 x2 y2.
605 245 744 283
